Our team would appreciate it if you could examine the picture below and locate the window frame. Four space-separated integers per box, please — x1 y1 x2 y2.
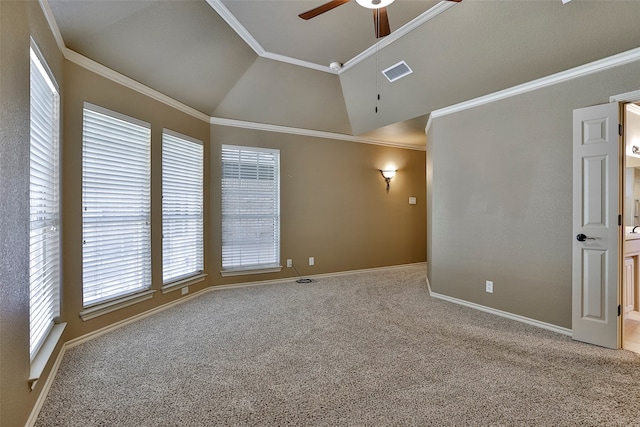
80 102 152 312
29 41 62 361
161 129 205 290
220 145 281 276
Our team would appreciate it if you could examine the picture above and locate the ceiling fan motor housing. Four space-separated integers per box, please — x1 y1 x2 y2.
355 0 395 9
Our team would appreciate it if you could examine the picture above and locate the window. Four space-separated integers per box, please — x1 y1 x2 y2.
29 44 60 360
221 145 280 273
82 103 151 307
162 130 204 284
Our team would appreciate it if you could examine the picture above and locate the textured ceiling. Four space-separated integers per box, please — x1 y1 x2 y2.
46 0 640 149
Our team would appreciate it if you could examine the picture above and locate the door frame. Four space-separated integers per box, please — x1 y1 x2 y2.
610 90 640 348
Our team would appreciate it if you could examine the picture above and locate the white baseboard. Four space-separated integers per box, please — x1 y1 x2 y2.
425 277 572 337
26 262 427 425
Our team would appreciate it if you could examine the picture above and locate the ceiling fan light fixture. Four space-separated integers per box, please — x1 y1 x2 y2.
355 0 395 10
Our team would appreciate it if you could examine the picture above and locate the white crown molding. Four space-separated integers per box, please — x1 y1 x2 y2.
210 116 426 151
342 1 456 73
426 46 640 133
611 89 640 105
39 0 66 53
204 0 265 56
39 0 423 148
39 0 210 122
63 49 211 122
205 0 457 74
261 51 334 74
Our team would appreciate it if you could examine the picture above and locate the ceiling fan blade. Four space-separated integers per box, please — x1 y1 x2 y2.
373 7 390 38
298 0 351 20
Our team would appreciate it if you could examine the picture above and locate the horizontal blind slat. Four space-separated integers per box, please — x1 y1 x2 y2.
29 47 61 360
82 105 151 307
221 145 280 270
162 132 204 284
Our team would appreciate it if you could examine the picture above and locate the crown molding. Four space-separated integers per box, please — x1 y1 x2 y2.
261 51 334 74
39 0 210 122
210 117 426 151
64 50 211 122
342 1 456 73
205 0 458 75
611 90 640 105
204 0 265 56
39 0 421 149
426 46 640 133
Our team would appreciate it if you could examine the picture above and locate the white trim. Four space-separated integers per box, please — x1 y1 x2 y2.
67 50 210 122
204 0 456 75
341 1 456 73
28 323 66 390
425 113 434 135
26 336 68 427
79 290 156 321
425 277 572 337
204 0 265 57
38 0 209 123
38 0 66 54
161 273 207 294
428 46 640 127
38 0 425 150
610 89 640 104
25 262 425 424
162 128 203 146
30 38 59 92
261 51 332 74
84 101 150 129
211 116 426 151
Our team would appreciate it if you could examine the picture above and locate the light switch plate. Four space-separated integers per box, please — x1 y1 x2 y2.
409 197 417 205
485 281 493 293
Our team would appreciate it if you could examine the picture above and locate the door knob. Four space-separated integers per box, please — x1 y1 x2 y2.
576 233 595 242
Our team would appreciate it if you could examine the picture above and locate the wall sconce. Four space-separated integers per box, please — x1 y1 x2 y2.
633 146 640 155
379 169 396 192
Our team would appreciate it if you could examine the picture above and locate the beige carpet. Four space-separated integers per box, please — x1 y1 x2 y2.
35 265 640 426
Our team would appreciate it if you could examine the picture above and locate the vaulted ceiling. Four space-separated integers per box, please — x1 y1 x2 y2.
46 0 640 149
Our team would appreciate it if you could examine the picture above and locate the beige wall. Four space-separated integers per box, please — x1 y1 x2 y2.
427 60 640 329
0 4 426 422
61 61 426 341
210 126 427 281
0 1 65 425
61 61 213 340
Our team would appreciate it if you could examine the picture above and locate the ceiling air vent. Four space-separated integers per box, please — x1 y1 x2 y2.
382 61 413 83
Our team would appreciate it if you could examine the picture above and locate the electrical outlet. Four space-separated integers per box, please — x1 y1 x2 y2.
287 259 292 268
309 257 315 266
181 286 189 295
485 280 493 294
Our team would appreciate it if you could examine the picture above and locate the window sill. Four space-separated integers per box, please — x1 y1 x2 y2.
220 265 283 277
161 273 207 294
29 322 66 390
79 290 156 321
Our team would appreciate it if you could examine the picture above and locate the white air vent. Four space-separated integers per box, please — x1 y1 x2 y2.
382 61 413 83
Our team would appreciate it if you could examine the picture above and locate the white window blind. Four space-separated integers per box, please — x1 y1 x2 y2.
162 130 204 283
82 103 151 307
29 45 60 360
221 145 280 271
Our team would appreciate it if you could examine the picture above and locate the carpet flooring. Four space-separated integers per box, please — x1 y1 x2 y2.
35 265 640 426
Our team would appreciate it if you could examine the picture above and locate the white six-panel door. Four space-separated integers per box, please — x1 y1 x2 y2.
572 103 620 349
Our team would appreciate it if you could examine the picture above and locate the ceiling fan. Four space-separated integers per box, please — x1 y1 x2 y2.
299 0 462 39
